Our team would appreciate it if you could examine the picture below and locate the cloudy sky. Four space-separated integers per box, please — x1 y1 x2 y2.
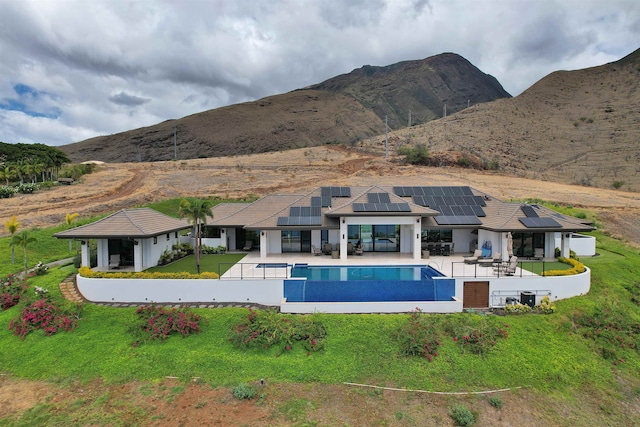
1 0 638 147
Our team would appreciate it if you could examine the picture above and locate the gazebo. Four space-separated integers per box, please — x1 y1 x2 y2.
54 208 191 272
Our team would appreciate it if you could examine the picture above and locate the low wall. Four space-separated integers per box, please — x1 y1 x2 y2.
280 297 463 314
76 274 283 305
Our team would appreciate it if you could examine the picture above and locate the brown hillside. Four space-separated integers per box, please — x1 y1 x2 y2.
364 48 640 191
60 53 510 163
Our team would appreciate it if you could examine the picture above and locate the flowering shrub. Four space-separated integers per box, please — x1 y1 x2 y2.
0 185 17 198
452 318 508 356
17 183 39 194
543 257 586 276
394 308 441 361
79 266 219 280
129 304 202 344
33 261 49 276
9 299 79 339
537 296 556 314
504 303 533 314
0 274 28 310
229 308 326 354
34 286 49 300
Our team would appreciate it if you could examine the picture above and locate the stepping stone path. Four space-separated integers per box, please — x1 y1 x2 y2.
59 275 84 303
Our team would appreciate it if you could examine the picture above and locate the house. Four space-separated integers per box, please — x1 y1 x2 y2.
54 208 191 272
206 185 595 261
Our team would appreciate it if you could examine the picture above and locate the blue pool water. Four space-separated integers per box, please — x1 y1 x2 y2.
285 265 454 303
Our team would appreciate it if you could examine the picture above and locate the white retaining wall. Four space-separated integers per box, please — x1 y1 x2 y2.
280 297 463 314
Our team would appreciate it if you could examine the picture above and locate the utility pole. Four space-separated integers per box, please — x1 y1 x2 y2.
385 115 389 159
173 125 177 160
408 110 411 127
443 103 447 118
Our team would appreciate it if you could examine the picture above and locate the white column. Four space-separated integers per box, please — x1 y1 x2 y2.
561 233 572 258
134 240 143 272
414 218 421 260
340 217 348 260
260 231 268 258
220 229 227 250
96 239 107 270
81 240 90 267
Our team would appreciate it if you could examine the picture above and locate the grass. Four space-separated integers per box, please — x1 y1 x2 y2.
147 253 246 275
519 260 571 275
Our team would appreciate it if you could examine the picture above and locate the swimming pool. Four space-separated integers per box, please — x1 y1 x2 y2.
285 265 454 303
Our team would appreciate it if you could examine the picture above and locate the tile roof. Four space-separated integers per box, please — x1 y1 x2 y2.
54 208 191 239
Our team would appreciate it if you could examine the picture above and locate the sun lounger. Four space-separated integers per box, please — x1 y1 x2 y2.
109 254 120 269
464 249 482 264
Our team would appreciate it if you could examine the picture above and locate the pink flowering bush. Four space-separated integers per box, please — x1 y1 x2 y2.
130 304 202 345
9 299 79 339
229 308 326 355
394 308 441 361
452 318 509 356
0 274 28 310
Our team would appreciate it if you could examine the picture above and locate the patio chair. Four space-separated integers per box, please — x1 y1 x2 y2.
243 241 253 251
464 249 482 264
109 254 121 269
441 244 450 256
311 245 323 256
534 248 544 260
504 256 518 275
492 253 502 263
354 244 364 256
323 243 332 255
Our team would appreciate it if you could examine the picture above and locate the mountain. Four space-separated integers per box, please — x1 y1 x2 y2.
59 53 511 163
362 48 640 192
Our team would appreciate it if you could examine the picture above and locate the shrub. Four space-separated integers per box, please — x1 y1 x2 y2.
452 318 508 355
0 185 17 198
537 296 556 314
229 308 326 354
59 163 96 180
9 299 79 339
231 383 257 400
0 274 28 310
78 266 219 280
543 257 585 276
612 180 624 189
17 183 38 194
394 308 441 361
397 144 430 165
449 404 475 426
504 303 532 314
33 261 49 276
129 304 202 344
489 396 503 409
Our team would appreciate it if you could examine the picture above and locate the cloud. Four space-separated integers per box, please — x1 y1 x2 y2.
0 0 637 147
108 92 151 107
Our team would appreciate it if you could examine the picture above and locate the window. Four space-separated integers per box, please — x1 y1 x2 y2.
421 229 452 243
166 233 170 241
203 226 221 238
153 236 157 244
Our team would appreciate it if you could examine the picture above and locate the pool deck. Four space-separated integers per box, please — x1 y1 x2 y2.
221 251 530 279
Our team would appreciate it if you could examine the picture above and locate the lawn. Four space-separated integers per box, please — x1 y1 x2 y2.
519 260 571 275
147 253 247 275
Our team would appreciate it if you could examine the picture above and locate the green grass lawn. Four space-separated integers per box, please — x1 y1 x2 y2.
519 260 571 275
147 253 247 275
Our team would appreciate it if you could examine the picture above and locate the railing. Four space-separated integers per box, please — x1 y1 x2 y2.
490 289 551 307
217 262 293 280
450 260 559 278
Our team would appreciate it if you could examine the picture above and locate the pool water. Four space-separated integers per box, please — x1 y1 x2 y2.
285 265 454 303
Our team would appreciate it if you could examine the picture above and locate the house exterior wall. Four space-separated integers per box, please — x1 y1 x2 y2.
554 232 596 256
281 298 463 314
143 233 181 270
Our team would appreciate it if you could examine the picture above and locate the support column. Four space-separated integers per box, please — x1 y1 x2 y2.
260 231 267 258
220 229 227 251
414 218 421 260
81 240 90 268
340 217 348 260
133 240 143 272
561 233 572 258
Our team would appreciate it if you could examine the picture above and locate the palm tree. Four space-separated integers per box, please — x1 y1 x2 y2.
178 199 213 274
65 213 80 252
11 230 36 271
0 163 15 185
5 216 21 264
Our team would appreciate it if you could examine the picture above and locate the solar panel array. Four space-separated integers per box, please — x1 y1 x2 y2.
435 216 482 225
353 203 411 212
518 217 562 228
321 186 351 197
393 186 475 197
521 205 538 217
367 192 391 203
277 205 323 226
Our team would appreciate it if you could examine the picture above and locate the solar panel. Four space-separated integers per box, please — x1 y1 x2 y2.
289 207 301 216
435 216 482 225
353 203 410 212
321 196 331 207
277 216 322 226
311 197 321 207
521 205 539 217
519 217 561 228
471 205 486 217
473 196 487 207
452 206 465 216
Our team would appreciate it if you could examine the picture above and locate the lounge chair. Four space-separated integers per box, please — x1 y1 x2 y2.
354 244 364 256
464 249 482 264
534 248 544 260
311 245 323 256
323 243 332 255
243 241 253 251
503 256 518 275
492 253 502 263
109 254 120 269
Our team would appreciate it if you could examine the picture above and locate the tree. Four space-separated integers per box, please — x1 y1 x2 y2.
0 163 15 185
5 215 21 264
178 199 213 274
11 230 36 271
65 213 80 252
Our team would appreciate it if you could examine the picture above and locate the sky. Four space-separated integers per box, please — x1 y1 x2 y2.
0 0 638 147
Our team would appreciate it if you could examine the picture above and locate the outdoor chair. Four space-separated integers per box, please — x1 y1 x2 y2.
534 248 544 260
109 254 120 269
354 244 364 256
311 245 323 256
441 244 450 256
243 241 253 251
323 243 333 255
463 249 482 264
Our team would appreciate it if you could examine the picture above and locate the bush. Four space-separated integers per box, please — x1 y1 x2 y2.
451 318 508 355
612 180 624 189
78 266 219 280
543 257 585 276
33 261 49 276
229 308 326 354
0 185 17 198
504 303 532 314
231 383 257 400
0 274 28 310
9 299 79 339
129 304 202 344
537 296 556 314
489 396 503 409
397 144 430 165
394 308 441 362
59 163 96 180
449 404 475 426
17 183 38 194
